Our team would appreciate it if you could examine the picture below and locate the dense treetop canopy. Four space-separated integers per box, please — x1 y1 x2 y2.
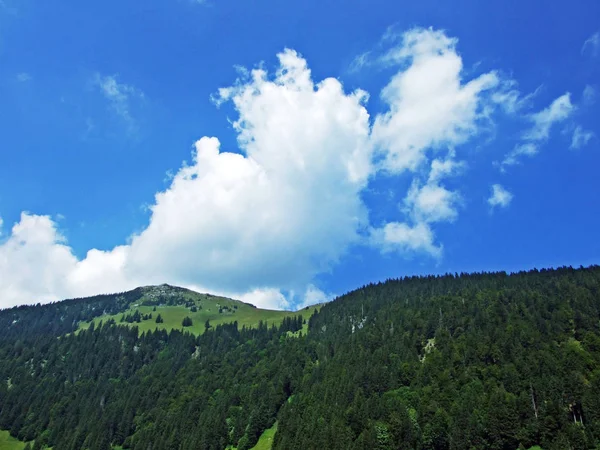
1 265 600 450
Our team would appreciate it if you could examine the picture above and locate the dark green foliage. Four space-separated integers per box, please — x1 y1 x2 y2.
182 316 193 327
0 288 142 340
280 315 303 333
271 265 600 450
155 313 164 323
122 310 142 323
1 265 600 450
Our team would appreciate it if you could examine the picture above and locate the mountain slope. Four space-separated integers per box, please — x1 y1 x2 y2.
1 266 600 450
76 285 317 336
0 284 316 341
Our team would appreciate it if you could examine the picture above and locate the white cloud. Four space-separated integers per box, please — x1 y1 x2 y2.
377 152 462 257
371 27 499 174
491 81 540 115
125 50 372 296
298 285 333 309
1 49 373 309
371 222 442 259
427 154 465 182
238 288 290 311
500 142 538 168
2 28 553 309
582 31 600 57
366 28 500 257
16 73 31 82
522 93 574 141
499 93 574 169
571 126 595 150
404 181 460 224
237 285 332 311
488 184 513 209
94 74 144 131
0 213 139 308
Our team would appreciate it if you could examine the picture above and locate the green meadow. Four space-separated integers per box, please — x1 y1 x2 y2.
78 290 318 336
0 431 24 450
251 422 278 450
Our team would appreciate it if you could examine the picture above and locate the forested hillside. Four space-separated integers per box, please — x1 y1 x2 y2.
1 266 600 450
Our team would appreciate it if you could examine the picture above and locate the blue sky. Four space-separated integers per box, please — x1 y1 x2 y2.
0 0 599 309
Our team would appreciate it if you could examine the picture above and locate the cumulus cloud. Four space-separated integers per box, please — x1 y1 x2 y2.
0 213 139 308
94 73 144 132
125 51 372 297
570 126 595 150
1 49 373 309
238 288 290 311
297 285 334 309
362 28 502 258
2 27 554 309
404 181 460 224
488 184 513 209
371 222 442 259
372 28 499 174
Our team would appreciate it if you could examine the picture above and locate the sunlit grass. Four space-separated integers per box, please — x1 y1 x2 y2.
0 431 24 450
78 291 318 336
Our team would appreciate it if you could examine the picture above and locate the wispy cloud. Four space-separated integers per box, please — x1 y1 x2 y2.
582 31 600 57
522 93 574 141
499 93 574 169
16 72 32 82
93 74 144 133
570 126 595 150
491 81 541 115
348 51 371 73
582 85 596 106
500 143 538 169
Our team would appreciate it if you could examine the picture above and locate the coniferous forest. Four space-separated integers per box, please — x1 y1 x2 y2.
1 266 600 449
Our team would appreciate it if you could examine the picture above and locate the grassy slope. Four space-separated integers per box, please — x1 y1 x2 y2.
78 289 318 336
252 422 278 450
226 421 278 450
0 431 24 450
